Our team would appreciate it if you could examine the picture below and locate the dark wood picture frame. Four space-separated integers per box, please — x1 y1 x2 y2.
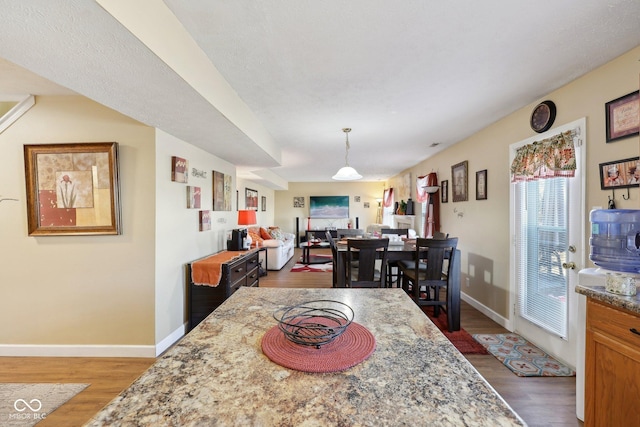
451 161 468 202
476 170 488 200
605 90 639 143
24 142 121 236
599 157 640 189
261 196 267 212
245 188 258 210
441 180 448 203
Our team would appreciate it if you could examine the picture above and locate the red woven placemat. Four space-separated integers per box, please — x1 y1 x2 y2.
261 322 376 373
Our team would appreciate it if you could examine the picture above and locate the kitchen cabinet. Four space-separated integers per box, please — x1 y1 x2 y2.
585 298 640 426
186 250 259 331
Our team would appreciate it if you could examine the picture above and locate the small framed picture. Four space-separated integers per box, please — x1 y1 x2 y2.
261 196 267 212
605 91 639 143
451 161 468 202
476 170 487 200
293 196 305 208
599 157 640 189
245 188 258 210
441 180 448 203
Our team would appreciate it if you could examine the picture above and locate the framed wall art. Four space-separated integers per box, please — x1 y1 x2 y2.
213 171 225 211
171 156 188 183
199 210 211 231
293 196 305 208
261 196 267 212
599 157 640 189
451 161 468 202
23 142 121 236
605 90 639 143
441 180 448 203
245 188 258 210
476 170 487 200
187 186 201 209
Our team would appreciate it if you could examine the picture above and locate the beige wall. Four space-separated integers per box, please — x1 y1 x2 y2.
392 45 640 320
274 182 386 236
0 96 157 350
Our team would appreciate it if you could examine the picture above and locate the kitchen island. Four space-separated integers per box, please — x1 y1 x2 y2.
85 288 525 426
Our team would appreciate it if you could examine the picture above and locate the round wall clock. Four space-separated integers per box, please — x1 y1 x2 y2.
530 100 556 133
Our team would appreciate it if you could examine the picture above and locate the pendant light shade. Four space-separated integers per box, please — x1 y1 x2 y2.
332 128 362 181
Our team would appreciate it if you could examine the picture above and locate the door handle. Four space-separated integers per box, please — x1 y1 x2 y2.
562 262 576 270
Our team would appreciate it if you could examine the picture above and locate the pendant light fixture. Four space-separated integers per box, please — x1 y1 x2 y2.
332 128 362 181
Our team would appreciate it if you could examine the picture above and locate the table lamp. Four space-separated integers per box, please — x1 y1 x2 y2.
237 209 257 250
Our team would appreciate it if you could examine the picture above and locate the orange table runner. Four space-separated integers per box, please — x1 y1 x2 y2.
191 251 246 287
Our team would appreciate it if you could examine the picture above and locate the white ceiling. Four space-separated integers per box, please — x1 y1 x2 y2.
1 0 639 189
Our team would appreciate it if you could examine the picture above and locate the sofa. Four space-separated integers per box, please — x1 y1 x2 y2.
248 227 295 270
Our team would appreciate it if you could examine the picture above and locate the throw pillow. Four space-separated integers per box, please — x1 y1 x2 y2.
269 228 285 240
249 231 263 245
260 227 272 240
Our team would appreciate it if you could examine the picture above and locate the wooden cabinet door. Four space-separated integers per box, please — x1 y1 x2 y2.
585 300 640 427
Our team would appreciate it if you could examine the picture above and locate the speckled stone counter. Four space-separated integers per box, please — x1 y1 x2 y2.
575 283 640 314
85 288 525 426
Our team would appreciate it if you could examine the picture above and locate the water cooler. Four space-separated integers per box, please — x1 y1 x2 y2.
576 209 640 421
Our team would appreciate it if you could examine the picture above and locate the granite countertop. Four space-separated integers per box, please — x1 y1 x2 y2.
85 288 525 427
575 284 640 315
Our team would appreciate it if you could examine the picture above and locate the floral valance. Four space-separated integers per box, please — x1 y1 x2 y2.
510 130 577 182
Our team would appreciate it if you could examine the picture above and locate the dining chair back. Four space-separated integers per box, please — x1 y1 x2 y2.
380 228 409 287
326 230 338 287
346 238 389 288
399 237 458 330
336 228 365 239
433 231 449 239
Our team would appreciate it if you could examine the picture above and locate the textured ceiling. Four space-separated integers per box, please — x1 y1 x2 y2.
1 0 639 188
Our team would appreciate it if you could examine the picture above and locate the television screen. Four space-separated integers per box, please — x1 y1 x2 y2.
309 196 349 219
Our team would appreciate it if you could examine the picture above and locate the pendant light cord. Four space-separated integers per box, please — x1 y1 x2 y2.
343 128 351 166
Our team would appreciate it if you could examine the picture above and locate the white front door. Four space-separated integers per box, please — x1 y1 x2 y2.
509 117 586 368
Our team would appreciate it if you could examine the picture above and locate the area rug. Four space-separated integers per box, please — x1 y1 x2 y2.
290 255 333 273
421 308 488 355
473 333 576 377
0 383 89 426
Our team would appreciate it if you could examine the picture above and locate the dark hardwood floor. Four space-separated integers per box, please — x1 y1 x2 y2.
0 248 582 426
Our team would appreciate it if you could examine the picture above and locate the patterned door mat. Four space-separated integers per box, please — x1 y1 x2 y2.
473 333 575 377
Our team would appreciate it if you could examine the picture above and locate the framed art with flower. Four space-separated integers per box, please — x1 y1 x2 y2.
451 161 468 202
24 142 121 236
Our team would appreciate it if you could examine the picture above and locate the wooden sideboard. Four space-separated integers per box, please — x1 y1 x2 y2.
186 250 260 331
585 298 640 426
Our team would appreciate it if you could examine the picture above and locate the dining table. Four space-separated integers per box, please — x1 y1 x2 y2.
335 239 461 331
85 287 524 426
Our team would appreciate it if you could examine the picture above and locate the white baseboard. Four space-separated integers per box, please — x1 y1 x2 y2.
461 292 514 331
0 324 186 358
0 344 155 358
155 323 185 356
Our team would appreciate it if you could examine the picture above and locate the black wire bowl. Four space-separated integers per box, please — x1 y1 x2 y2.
273 300 354 348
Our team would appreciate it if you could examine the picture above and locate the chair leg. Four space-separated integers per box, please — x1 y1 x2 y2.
433 286 440 317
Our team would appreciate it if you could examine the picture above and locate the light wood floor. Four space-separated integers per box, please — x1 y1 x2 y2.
0 248 582 426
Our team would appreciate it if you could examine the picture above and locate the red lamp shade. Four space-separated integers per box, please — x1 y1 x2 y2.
237 210 257 226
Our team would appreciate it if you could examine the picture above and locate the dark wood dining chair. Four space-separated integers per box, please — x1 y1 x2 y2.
346 238 389 288
399 237 458 331
380 228 409 287
326 230 338 287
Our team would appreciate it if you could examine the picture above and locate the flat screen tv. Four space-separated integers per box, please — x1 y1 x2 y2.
309 196 349 219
